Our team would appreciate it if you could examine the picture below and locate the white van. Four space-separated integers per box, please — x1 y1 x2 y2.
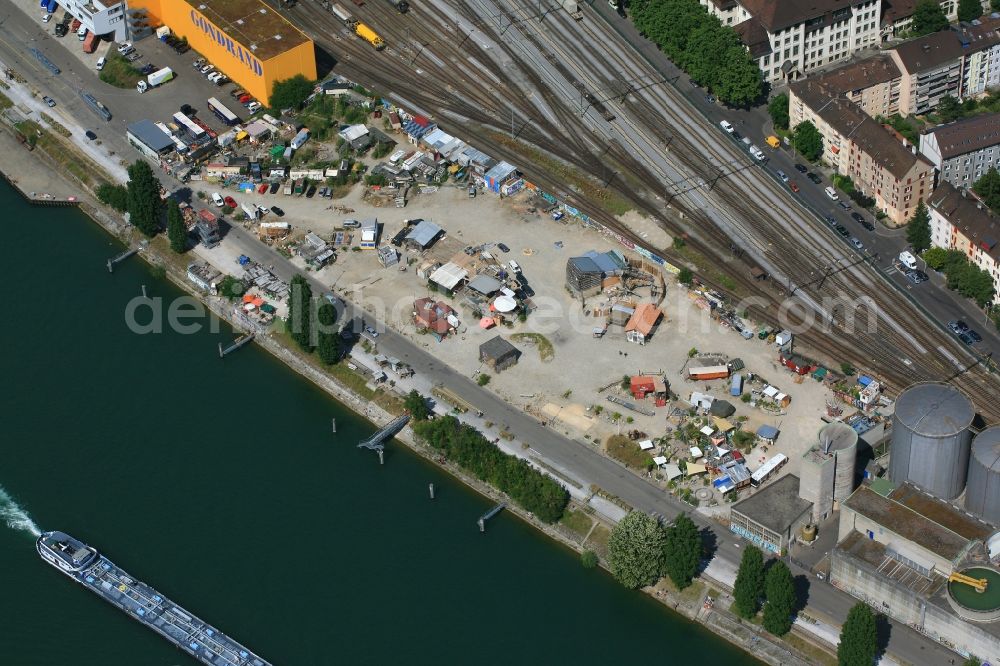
824 186 839 200
898 251 918 270
508 260 521 273
96 57 106 70
77 26 87 40
749 146 765 161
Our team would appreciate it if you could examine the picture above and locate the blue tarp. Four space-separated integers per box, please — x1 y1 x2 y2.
757 425 779 440
858 375 874 386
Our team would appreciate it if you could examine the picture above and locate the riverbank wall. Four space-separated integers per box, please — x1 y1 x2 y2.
0 119 821 666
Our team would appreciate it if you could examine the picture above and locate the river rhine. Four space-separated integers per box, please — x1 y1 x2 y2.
0 181 757 664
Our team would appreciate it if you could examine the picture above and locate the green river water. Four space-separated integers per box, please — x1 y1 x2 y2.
0 181 758 665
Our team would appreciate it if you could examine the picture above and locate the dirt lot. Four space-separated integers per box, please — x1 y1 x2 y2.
198 152 844 514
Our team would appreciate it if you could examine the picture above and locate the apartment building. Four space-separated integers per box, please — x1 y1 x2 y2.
791 79 934 224
927 182 1000 303
881 0 960 40
920 113 1000 188
797 54 903 117
700 0 882 82
888 18 1000 115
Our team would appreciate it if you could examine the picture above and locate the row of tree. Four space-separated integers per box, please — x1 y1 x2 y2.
628 0 763 107
96 160 188 255
732 545 795 635
410 414 569 524
286 275 341 364
923 247 996 307
606 511 701 590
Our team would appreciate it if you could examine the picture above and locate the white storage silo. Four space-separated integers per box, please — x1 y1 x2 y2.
966 427 1000 526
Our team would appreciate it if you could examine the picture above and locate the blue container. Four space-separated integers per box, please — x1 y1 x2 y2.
730 373 743 397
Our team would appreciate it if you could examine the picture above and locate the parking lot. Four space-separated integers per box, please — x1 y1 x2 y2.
24 5 261 140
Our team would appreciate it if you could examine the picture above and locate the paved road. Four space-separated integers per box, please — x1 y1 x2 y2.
0 5 956 663
590 2 998 360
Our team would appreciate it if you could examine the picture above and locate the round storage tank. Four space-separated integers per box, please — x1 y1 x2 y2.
966 427 1000 525
889 382 974 500
820 421 859 501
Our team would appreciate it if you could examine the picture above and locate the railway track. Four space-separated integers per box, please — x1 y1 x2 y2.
286 0 999 418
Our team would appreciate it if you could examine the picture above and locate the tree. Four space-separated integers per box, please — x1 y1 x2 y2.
664 513 701 590
404 390 430 420
287 274 313 351
936 95 963 123
973 168 1000 215
607 511 668 589
964 656 983 666
678 267 693 285
316 302 340 365
762 561 795 636
906 201 932 253
910 0 949 36
923 246 949 270
166 199 187 254
126 160 162 237
96 182 129 212
732 545 765 618
581 550 599 569
958 0 984 22
792 121 823 161
838 603 877 666
768 93 790 130
269 74 314 110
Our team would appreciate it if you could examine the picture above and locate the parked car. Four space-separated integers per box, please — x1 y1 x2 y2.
269 182 280 194
789 181 799 193
257 183 269 194
214 76 229 86
776 170 788 183
824 186 839 200
850 212 866 224
305 186 316 198
212 192 225 207
126 52 141 62
949 320 970 334
42 13 52 23
140 63 155 75
271 206 284 217
192 58 206 69
207 72 222 83
731 131 742 141
42 96 56 107
807 172 822 184
959 332 975 345
835 225 850 237
364 325 379 338
860 220 875 232
200 64 214 74
905 269 929 284
850 237 864 250
230 89 246 99
223 195 237 209
719 120 734 133
85 130 97 140
497 242 511 253
969 329 983 342
246 101 261 113
180 103 195 116
117 42 133 54
794 163 808 173
837 201 852 211
343 219 361 228
824 215 837 226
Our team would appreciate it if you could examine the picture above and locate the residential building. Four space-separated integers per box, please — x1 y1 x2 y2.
926 182 1000 303
790 80 934 224
413 298 456 340
920 113 1000 188
795 55 902 118
701 0 882 82
888 18 1000 116
880 0 965 40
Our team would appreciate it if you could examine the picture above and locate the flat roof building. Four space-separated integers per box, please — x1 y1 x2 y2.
404 220 443 250
730 474 812 554
126 119 175 159
479 336 520 372
128 0 317 104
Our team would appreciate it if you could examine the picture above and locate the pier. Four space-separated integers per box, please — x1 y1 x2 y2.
478 503 507 532
106 248 139 273
218 332 255 358
357 414 410 464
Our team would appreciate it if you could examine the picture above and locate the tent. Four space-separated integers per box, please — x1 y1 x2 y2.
710 399 735 417
686 463 707 476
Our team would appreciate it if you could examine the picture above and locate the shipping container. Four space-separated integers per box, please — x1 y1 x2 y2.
207 96 240 126
82 31 98 54
687 365 730 381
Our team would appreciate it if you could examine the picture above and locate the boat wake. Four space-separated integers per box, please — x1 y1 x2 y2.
0 485 41 537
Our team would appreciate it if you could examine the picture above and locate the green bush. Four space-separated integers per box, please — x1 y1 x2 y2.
412 416 569 523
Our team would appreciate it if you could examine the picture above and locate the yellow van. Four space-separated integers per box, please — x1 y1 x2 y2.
765 135 781 149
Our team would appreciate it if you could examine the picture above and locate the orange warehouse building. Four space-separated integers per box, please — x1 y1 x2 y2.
129 0 316 104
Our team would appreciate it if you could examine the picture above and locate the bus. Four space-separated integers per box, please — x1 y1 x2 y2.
171 112 205 139
207 97 240 126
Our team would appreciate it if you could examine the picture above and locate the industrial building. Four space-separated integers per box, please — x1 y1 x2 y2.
729 475 813 554
799 422 859 522
126 119 175 159
966 427 1000 526
832 480 1000 661
888 382 975 500
127 0 317 103
565 250 627 298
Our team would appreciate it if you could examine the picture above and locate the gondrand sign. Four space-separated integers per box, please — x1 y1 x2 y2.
189 9 264 76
